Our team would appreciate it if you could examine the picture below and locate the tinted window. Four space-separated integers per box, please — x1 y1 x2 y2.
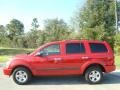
89 43 108 53
40 44 60 55
66 43 85 54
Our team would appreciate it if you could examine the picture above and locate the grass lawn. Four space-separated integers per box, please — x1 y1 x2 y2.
0 48 34 62
0 55 10 62
115 56 120 68
0 48 120 68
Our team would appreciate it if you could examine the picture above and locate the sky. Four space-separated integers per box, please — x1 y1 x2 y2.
0 0 86 32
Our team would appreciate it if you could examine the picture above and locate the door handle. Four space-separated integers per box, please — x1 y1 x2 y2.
54 58 62 63
81 56 89 60
54 58 62 61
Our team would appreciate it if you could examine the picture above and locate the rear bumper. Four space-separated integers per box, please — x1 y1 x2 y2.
3 68 12 76
105 65 116 73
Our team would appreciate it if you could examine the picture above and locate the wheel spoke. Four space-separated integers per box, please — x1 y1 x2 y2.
92 71 96 75
92 77 96 81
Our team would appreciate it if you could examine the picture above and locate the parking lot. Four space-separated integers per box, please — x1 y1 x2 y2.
0 67 120 90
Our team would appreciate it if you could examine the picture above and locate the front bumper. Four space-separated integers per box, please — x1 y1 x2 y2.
105 65 116 73
3 68 12 76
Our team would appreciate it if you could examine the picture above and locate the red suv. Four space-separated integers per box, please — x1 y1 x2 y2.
3 40 115 85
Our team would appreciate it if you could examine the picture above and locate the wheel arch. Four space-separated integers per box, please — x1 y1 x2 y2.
11 65 33 76
82 63 105 75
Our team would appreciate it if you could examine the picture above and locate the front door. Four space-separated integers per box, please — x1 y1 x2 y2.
32 43 65 76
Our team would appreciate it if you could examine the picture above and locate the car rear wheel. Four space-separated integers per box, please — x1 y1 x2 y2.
12 67 32 85
85 66 103 84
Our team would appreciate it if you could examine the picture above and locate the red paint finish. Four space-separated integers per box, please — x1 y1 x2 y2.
3 68 12 75
3 40 116 76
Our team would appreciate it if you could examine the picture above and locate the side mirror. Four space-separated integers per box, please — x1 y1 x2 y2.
36 51 48 57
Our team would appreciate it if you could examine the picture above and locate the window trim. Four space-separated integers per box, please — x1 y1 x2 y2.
65 43 86 54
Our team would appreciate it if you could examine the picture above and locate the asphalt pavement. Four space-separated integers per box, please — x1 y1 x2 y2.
0 67 120 90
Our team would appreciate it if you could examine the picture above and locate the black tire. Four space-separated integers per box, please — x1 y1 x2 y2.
12 67 32 85
84 66 103 84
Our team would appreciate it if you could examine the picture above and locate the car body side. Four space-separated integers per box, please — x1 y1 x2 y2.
3 40 116 76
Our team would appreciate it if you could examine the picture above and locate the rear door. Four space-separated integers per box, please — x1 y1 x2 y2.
61 42 88 75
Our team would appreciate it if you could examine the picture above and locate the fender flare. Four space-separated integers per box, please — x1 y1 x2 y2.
80 60 105 74
9 59 33 75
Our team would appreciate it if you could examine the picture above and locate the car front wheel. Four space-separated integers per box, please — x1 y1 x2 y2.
12 67 32 85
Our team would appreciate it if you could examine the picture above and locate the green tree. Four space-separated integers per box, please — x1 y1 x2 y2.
117 0 120 31
118 0 120 21
44 18 70 42
114 32 120 54
6 19 24 47
0 25 7 46
25 18 40 48
0 25 5 41
36 30 47 46
31 18 39 31
73 0 116 48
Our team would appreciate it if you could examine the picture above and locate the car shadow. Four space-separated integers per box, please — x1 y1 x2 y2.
30 76 86 85
28 71 120 85
103 72 120 84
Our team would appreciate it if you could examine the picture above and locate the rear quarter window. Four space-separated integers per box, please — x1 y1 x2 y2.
89 43 108 53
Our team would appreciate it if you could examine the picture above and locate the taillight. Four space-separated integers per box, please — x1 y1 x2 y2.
108 58 114 65
105 56 114 65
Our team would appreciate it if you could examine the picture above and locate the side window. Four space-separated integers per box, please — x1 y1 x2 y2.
89 43 108 53
66 43 85 54
40 44 60 55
